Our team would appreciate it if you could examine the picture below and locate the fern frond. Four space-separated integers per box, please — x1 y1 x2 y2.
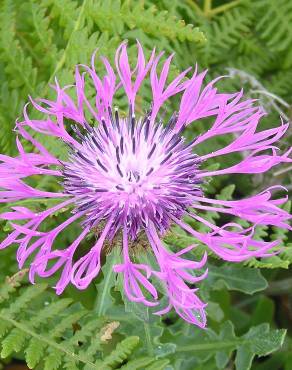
124 2 205 43
25 338 46 369
0 270 27 304
256 0 292 52
28 0 59 71
0 272 154 369
0 0 40 154
1 328 27 358
0 0 37 94
0 85 22 155
5 283 47 318
266 69 292 98
44 348 63 370
41 0 80 40
99 336 140 368
201 8 253 64
88 0 206 44
65 29 115 67
232 52 275 76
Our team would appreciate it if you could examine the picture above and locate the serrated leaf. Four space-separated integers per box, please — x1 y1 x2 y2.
172 321 286 370
0 270 27 304
102 336 140 368
1 328 26 357
207 264 268 294
25 338 46 369
6 283 48 316
63 359 79 370
44 348 63 370
216 184 236 200
0 321 12 338
235 324 286 370
31 298 73 327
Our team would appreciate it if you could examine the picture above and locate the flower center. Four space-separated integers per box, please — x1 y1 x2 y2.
62 108 202 239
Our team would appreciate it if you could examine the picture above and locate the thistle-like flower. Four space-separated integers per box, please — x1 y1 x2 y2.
0 42 291 327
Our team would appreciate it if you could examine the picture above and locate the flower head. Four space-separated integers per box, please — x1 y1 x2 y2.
0 41 291 327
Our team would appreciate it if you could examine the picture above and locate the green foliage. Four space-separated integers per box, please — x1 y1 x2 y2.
94 249 121 316
0 0 206 155
0 1 291 369
0 270 167 370
206 265 268 294
166 320 286 370
202 7 253 64
89 0 206 43
255 0 292 55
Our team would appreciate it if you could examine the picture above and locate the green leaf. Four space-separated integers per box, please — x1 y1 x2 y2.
44 348 63 370
235 324 286 370
3 283 48 317
94 248 121 316
216 184 236 200
0 272 151 369
207 264 268 294
1 328 26 358
206 302 224 323
250 296 275 326
119 357 157 369
215 321 236 369
145 359 171 370
25 338 46 369
101 336 140 368
0 270 27 304
174 321 286 370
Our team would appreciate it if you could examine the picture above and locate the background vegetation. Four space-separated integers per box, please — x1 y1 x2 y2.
0 0 291 369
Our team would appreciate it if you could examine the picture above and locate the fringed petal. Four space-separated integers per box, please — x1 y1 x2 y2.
199 147 291 177
191 186 292 230
147 222 207 327
113 226 159 306
70 215 114 289
172 214 281 262
150 53 191 121
115 40 155 108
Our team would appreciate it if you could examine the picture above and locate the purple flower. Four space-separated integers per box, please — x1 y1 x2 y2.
0 41 291 327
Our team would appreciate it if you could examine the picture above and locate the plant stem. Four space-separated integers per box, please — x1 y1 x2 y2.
274 165 292 176
177 339 241 352
204 0 212 15
144 322 154 356
210 0 242 16
185 0 205 17
266 277 292 296
190 0 242 19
